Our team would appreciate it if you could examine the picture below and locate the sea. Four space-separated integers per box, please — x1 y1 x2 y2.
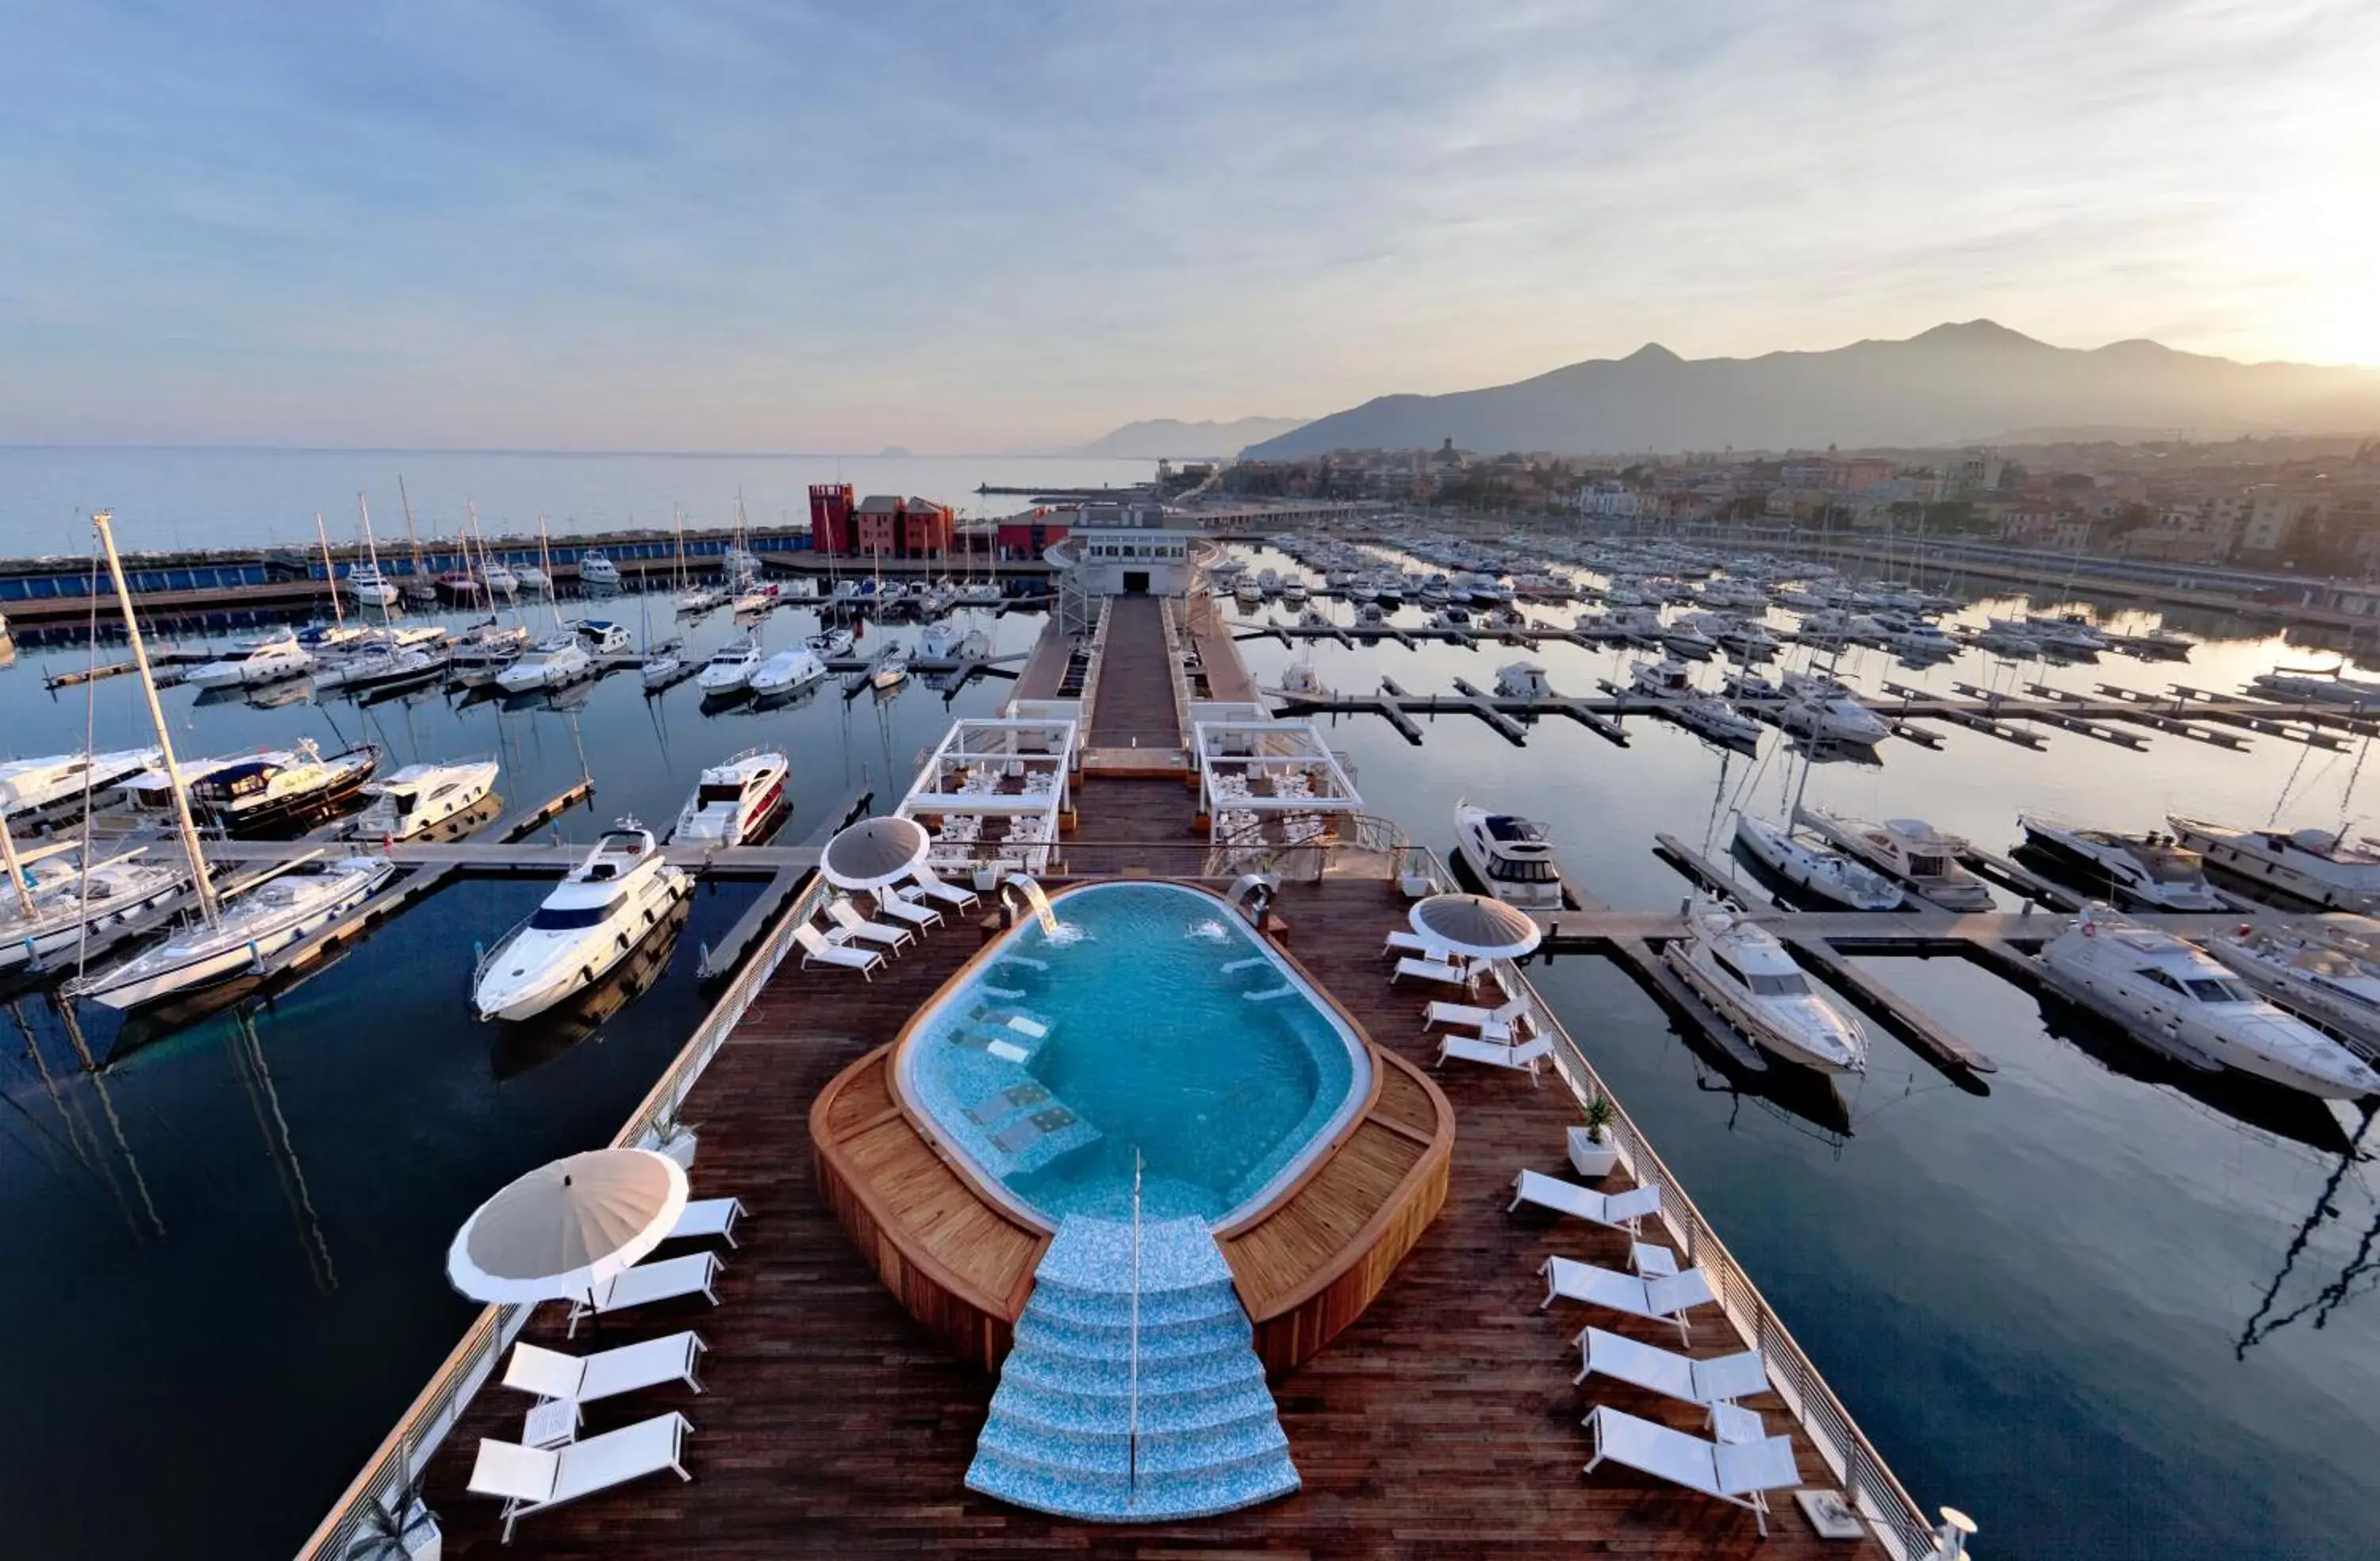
0 451 2374 1559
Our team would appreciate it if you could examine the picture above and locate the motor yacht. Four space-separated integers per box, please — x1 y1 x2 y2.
2205 926 2380 1061
2016 815 2225 911
1629 659 1695 701
2164 817 2380 911
0 850 192 973
871 649 910 692
572 619 634 655
1782 686 1890 746
808 626 857 660
0 748 161 823
1674 698 1762 750
189 739 382 836
186 634 315 688
697 635 764 696
1601 604 1664 640
1732 814 1905 910
353 759 501 842
67 855 396 1011
295 621 373 652
1233 578 1265 609
1887 622 1959 661
1662 897 1868 1073
1795 806 1994 910
749 647 830 699
2249 668 2380 705
516 563 553 594
495 635 594 694
1494 662 1552 700
471 823 690 1022
669 750 789 846
1659 619 1718 661
2037 910 2380 1098
481 561 521 597
1453 800 1567 912
347 563 401 609
312 646 446 696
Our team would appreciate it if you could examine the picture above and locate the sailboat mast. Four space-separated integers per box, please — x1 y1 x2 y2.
396 474 428 589
0 820 34 920
314 512 346 631
92 512 219 926
357 492 392 627
536 516 561 630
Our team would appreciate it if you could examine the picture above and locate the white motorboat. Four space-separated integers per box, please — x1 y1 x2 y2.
1 748 160 822
678 585 728 616
0 850 191 973
364 623 452 651
471 823 690 1021
807 626 856 660
482 561 521 597
1494 661 1551 700
749 647 829 699
2017 815 2225 911
2035 613 2107 655
353 759 501 842
1281 577 1310 604
296 621 373 653
2205 926 2380 1060
312 647 445 695
2165 817 2380 911
447 620 532 683
1663 897 1868 1073
639 653 687 692
1795 806 1994 911
1278 658 1326 696
731 584 776 616
870 649 910 692
1887 622 1959 660
1453 800 1567 912
1783 686 1890 746
67 855 397 1011
186 635 314 688
189 740 382 836
516 564 553 593
1629 659 1695 701
2249 667 2380 706
1675 698 1762 749
572 619 634 655
669 750 789 846
1733 814 1904 911
1234 579 1265 609
494 635 594 694
696 635 764 695
347 564 401 608
1659 619 1718 661
2037 910 2380 1098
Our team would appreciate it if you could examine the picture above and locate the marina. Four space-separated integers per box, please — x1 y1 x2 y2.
5 504 2380 1559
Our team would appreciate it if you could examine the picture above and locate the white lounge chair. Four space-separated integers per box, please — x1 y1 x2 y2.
1422 995 1535 1035
1392 956 1475 990
1582 1404 1800 1537
567 1251 724 1338
469 1410 694 1543
1572 1325 1768 1409
908 866 981 914
826 898 912 953
1509 1168 1660 1232
793 922 882 979
875 887 943 932
1538 1255 1718 1345
503 1332 708 1414
1436 1033 1553 1083
1383 929 1453 961
668 1196 745 1248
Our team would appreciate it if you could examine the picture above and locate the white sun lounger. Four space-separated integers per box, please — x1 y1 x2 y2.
1392 956 1475 989
1383 929 1453 961
1436 1033 1553 1083
1538 1255 1718 1345
470 1410 694 1543
793 922 882 978
827 898 912 953
567 1252 724 1338
668 1196 744 1248
1572 1325 1769 1408
503 1332 708 1413
908 866 981 913
1422 995 1535 1034
1509 1168 1660 1231
875 887 943 931
1582 1404 1800 1537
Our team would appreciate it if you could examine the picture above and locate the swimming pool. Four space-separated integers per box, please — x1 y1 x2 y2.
897 881 1372 1226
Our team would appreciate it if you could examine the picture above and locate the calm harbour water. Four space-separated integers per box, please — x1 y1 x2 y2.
0 500 2374 1557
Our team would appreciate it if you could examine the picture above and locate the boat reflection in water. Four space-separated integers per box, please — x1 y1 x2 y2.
489 892 691 1080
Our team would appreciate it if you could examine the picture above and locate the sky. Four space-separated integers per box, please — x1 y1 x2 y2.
2 0 2376 452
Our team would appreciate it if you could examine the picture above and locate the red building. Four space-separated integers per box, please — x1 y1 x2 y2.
810 486 958 558
808 484 855 553
995 507 1071 560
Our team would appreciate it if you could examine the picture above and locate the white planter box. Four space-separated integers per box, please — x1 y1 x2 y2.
1399 873 1439 899
638 1128 698 1171
1567 1126 1620 1179
973 865 1002 893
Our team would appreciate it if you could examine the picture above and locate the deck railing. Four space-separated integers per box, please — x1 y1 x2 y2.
291 865 837 1561
1496 945 1947 1560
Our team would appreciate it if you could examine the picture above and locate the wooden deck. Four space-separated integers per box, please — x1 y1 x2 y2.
420 776 1893 1558
1088 594 1182 749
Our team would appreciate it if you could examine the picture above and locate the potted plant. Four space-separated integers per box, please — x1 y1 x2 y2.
641 1103 698 1170
343 1475 440 1561
1566 1092 1621 1179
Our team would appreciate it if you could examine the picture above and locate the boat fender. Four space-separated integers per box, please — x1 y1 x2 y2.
616 931 631 950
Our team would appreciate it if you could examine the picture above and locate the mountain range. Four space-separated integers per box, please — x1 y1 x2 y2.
1069 416 1309 458
1240 323 2380 459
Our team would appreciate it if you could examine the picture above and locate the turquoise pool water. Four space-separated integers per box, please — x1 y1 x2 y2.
900 881 1370 1225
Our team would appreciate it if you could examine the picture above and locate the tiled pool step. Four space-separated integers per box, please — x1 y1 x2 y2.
966 1215 1301 1521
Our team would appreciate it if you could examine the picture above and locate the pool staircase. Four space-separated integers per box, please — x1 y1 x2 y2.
966 1214 1300 1521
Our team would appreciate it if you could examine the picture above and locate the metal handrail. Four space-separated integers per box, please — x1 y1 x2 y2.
293 866 837 1561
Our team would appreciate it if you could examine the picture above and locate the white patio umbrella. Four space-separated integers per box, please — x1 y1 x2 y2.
446 1148 689 1305
1409 892 1544 961
820 815 932 892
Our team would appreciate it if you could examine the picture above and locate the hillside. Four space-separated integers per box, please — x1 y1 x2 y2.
1073 416 1308 458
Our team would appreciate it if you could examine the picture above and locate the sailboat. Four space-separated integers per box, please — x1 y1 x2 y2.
1732 733 1905 911
395 474 440 604
304 514 372 650
349 493 401 609
62 513 398 1012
